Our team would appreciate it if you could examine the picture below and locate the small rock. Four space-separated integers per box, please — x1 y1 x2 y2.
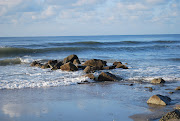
97 72 118 81
63 54 79 64
159 110 180 121
151 78 165 84
147 94 171 106
129 84 134 86
83 66 100 73
168 92 174 94
48 60 58 68
60 62 78 71
73 59 81 65
41 63 50 69
102 65 116 70
144 87 154 92
30 61 41 67
113 61 122 66
174 105 180 110
175 86 180 90
83 59 107 69
115 63 128 69
52 61 63 70
84 74 95 80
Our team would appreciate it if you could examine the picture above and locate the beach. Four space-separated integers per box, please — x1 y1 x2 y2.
0 35 180 120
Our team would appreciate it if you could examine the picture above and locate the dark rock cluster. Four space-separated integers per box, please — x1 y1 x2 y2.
30 54 128 82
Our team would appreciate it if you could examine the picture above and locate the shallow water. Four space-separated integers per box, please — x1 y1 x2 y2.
0 35 180 120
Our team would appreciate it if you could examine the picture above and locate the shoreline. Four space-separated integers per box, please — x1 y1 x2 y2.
0 81 179 121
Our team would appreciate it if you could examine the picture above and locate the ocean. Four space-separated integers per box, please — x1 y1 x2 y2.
0 34 180 89
0 34 180 121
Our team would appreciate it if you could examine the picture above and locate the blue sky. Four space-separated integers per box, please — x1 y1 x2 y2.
0 0 179 36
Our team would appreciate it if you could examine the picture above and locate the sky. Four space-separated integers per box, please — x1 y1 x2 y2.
0 0 179 37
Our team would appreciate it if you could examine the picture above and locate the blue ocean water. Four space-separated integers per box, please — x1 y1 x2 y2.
0 34 180 89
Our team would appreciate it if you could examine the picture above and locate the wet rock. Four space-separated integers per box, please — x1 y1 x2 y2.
168 92 174 94
76 65 86 70
84 74 95 80
147 94 171 106
175 86 180 90
113 61 122 66
83 59 107 69
97 72 118 81
73 59 81 65
151 78 165 84
51 61 63 70
63 54 79 64
48 60 58 68
60 62 78 71
102 65 116 70
115 63 128 69
30 61 41 67
159 110 180 121
144 87 154 92
83 66 100 73
41 63 50 69
174 105 180 110
129 84 134 86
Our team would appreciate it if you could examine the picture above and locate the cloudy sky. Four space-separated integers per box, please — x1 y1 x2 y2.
0 0 179 36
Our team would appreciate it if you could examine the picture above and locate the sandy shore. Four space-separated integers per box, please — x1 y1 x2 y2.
0 82 179 121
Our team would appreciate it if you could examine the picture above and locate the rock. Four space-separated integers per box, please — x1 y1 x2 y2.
144 87 154 92
52 61 63 70
76 65 86 70
147 94 171 106
30 61 41 67
102 65 116 70
60 62 78 71
175 86 180 90
41 63 50 69
84 74 95 80
113 61 122 66
48 60 58 68
73 59 81 65
159 110 180 121
63 54 79 64
97 72 118 81
151 78 165 84
115 63 128 69
35 63 43 67
174 105 180 110
83 59 107 69
83 66 99 73
168 92 174 94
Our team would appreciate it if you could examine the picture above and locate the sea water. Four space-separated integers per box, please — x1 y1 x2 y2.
0 34 180 89
0 34 180 121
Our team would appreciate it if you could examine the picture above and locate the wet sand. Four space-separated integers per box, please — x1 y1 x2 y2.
0 82 179 121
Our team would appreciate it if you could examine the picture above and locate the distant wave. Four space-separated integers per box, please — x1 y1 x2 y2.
0 58 21 66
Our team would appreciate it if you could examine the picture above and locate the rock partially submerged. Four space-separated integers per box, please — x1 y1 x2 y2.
63 54 80 64
159 110 180 121
97 72 118 81
83 59 107 69
60 62 78 71
147 94 171 106
175 86 180 90
151 78 165 84
84 74 96 80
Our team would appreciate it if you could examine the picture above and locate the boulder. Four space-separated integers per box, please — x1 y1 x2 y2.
48 60 58 68
115 63 128 69
113 61 122 66
159 110 180 121
151 78 165 84
102 65 116 70
63 54 79 64
84 74 96 80
175 86 180 90
147 94 171 106
51 61 63 70
83 59 107 69
60 62 78 71
41 63 50 69
97 72 118 81
73 59 81 65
